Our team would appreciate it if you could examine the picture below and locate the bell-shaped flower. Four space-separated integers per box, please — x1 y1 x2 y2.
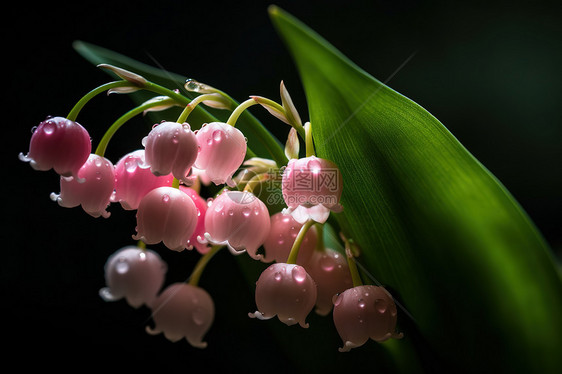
111 149 173 210
303 248 353 316
179 186 211 254
99 245 167 308
194 122 247 188
146 282 214 349
142 121 198 185
201 190 270 260
50 153 115 218
262 212 317 264
332 285 403 352
249 263 317 328
133 186 198 252
19 116 91 179
282 156 343 223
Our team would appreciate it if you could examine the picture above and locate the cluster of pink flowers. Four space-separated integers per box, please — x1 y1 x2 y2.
19 69 402 352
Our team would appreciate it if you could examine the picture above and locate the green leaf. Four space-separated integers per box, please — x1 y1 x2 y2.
269 6 562 374
72 41 285 164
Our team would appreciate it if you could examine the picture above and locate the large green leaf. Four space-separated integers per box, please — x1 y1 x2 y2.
269 6 562 374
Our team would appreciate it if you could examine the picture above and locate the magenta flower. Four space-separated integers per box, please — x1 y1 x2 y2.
194 122 247 187
179 186 211 254
303 248 353 316
99 245 167 308
262 212 317 264
202 190 270 260
282 156 343 223
146 283 214 349
142 121 198 185
332 285 403 352
50 153 115 218
249 263 317 328
19 116 91 179
133 186 198 252
111 149 173 210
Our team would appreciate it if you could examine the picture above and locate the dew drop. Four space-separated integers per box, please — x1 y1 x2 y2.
212 130 223 142
30 126 37 133
274 272 282 282
162 194 170 203
320 255 334 272
95 171 102 181
192 307 207 326
206 138 213 146
125 159 137 173
197 208 201 217
333 293 343 306
43 122 56 134
228 209 234 216
375 299 387 313
172 136 179 144
291 266 307 283
138 252 147 261
116 258 129 274
358 298 366 309
94 158 103 167
242 207 251 217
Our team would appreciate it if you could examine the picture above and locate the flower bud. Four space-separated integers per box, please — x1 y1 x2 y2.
146 283 214 349
112 149 173 210
50 154 115 218
262 212 317 264
19 116 91 179
332 285 403 352
99 245 167 308
142 121 198 185
133 186 198 252
194 122 247 188
249 263 317 328
203 190 270 260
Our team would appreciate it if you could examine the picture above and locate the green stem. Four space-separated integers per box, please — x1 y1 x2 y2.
226 98 257 126
67 81 134 121
94 98 176 157
176 93 225 124
286 219 315 264
305 122 315 157
188 245 223 286
344 240 363 287
315 223 325 252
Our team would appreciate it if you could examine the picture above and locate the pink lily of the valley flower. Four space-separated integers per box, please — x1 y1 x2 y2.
146 283 214 349
19 116 91 180
142 121 199 185
99 245 167 308
133 186 198 252
262 212 317 264
282 156 343 223
50 153 115 218
179 186 212 254
111 149 173 210
201 190 270 260
303 247 353 316
333 285 403 352
249 263 317 328
194 122 247 188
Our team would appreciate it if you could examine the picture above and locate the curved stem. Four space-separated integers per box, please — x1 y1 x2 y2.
188 245 223 286
344 239 363 287
176 93 226 124
94 98 176 157
67 81 134 121
227 98 258 126
286 219 315 264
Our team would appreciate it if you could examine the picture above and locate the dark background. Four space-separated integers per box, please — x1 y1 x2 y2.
5 0 561 371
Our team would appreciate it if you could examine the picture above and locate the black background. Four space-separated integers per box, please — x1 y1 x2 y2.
5 0 561 372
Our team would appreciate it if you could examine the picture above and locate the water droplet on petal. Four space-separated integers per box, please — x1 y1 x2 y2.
192 307 206 325
212 130 223 142
162 194 170 203
291 266 307 283
320 255 335 272
358 298 366 308
116 258 129 274
242 207 251 217
333 293 343 306
206 138 213 146
274 272 282 281
43 122 56 134
375 299 387 313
